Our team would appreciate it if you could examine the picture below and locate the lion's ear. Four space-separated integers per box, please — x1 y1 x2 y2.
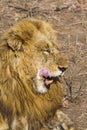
7 34 23 51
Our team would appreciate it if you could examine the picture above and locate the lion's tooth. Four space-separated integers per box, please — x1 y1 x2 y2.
48 80 53 84
45 79 53 85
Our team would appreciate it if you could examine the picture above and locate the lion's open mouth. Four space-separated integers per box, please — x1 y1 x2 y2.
44 76 60 89
39 68 61 89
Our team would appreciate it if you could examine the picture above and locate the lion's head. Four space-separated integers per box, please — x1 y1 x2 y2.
0 19 68 130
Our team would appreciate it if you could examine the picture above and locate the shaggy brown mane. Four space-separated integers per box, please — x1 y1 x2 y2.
0 19 68 130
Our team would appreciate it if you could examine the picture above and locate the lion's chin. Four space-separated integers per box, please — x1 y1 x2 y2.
36 75 62 94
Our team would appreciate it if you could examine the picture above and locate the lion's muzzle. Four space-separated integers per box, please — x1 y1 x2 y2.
39 68 66 90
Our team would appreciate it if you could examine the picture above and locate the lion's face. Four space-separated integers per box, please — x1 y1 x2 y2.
27 38 68 94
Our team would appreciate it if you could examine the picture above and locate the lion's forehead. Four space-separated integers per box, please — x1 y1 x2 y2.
31 44 68 67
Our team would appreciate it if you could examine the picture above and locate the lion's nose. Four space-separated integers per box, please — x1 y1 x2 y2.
58 67 67 72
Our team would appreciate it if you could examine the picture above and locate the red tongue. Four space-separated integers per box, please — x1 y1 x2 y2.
39 68 51 78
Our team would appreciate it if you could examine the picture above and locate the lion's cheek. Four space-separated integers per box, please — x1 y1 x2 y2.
13 56 37 78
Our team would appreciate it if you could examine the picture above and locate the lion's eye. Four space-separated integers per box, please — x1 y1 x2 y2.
43 49 50 55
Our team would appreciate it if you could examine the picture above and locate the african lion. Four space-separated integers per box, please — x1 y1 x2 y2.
0 19 69 130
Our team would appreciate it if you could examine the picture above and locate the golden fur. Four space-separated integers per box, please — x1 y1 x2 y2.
0 19 68 130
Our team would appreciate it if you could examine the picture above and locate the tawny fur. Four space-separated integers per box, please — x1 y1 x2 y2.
0 19 69 130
